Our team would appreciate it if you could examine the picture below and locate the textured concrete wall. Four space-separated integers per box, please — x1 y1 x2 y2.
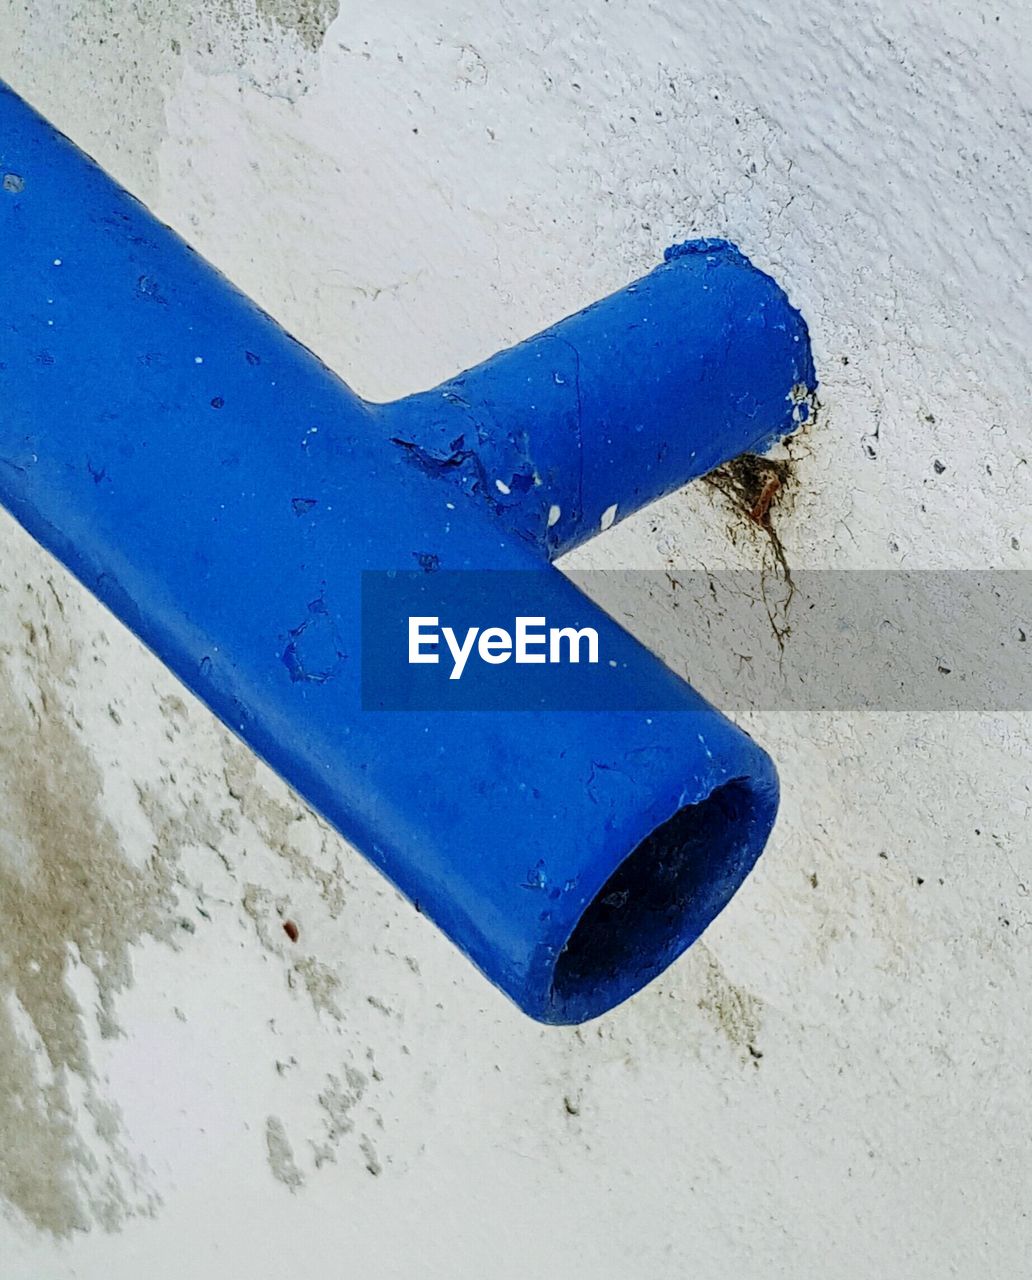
1 2 1030 1275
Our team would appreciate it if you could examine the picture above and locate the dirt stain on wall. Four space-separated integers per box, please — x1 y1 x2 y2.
0 660 175 1235
695 945 764 1062
253 0 339 52
265 1115 305 1190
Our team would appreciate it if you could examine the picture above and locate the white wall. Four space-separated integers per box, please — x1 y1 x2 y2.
1 2 1030 1275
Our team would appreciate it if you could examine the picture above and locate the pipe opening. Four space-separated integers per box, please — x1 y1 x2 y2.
550 778 761 1020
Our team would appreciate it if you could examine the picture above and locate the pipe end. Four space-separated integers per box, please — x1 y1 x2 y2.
535 774 777 1025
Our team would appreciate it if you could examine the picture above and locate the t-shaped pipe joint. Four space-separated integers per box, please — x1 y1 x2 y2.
0 83 816 1023
388 236 813 561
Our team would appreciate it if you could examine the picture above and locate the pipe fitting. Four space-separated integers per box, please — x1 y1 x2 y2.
0 82 816 1022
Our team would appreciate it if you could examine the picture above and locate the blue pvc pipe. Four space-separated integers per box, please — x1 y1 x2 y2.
388 236 813 560
0 82 815 1023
